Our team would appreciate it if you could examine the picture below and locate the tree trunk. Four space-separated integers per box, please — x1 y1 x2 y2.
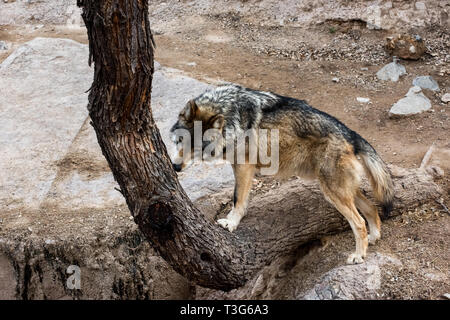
77 0 442 291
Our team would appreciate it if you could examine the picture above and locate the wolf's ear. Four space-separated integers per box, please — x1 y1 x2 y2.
182 99 198 121
209 114 224 130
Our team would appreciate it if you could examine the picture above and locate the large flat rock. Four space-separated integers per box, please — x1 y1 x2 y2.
0 37 233 299
0 37 233 214
0 37 92 211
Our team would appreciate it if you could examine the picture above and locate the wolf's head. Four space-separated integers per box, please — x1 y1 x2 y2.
169 99 225 172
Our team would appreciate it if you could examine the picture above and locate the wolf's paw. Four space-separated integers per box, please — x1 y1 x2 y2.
217 218 239 232
368 233 381 245
346 253 365 265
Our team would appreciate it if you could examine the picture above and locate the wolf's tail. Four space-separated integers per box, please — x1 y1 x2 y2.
354 135 394 218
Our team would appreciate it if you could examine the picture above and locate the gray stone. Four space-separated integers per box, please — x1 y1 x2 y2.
376 60 406 82
389 86 432 117
356 97 370 103
415 2 426 10
412 76 440 92
0 40 9 50
0 38 93 211
0 254 16 300
441 93 450 103
301 253 402 300
0 37 231 299
0 37 233 213
154 60 162 71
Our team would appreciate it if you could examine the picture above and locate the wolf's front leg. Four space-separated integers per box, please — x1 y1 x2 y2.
217 164 255 232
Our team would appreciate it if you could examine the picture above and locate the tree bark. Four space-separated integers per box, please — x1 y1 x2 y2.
77 0 442 291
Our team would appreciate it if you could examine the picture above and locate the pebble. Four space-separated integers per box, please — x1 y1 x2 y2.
332 77 340 83
0 40 9 50
154 61 162 71
440 93 450 103
357 97 371 103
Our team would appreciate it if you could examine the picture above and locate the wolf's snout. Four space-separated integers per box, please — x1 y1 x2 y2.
172 163 182 172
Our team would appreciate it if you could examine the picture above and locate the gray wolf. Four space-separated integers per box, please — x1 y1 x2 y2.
170 84 394 264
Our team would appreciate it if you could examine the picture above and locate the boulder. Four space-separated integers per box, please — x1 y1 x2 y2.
385 34 426 60
0 37 233 299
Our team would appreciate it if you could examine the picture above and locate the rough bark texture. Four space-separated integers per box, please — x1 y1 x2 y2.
77 0 260 291
77 0 442 291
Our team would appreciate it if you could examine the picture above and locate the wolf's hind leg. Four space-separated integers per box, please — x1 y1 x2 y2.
217 164 255 232
320 181 368 264
355 190 381 245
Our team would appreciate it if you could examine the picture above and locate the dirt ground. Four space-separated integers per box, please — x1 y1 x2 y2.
0 13 449 299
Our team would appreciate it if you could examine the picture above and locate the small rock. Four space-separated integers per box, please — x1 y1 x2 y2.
360 67 369 71
389 86 432 117
440 93 450 103
332 77 340 83
376 57 406 82
385 34 426 60
412 76 440 92
415 2 426 10
357 97 371 103
0 40 9 50
443 293 450 300
45 239 56 245
154 61 162 71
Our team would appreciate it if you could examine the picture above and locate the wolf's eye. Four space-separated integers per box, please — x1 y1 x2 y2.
178 136 184 143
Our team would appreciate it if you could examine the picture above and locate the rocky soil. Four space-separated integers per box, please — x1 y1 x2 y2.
0 0 449 300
